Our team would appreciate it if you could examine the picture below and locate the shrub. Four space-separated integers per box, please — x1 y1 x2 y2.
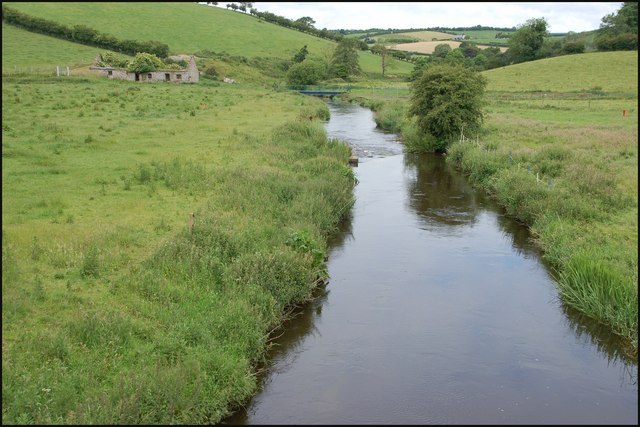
286 60 327 86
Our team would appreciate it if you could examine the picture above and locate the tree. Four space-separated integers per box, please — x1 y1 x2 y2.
293 45 309 63
409 63 487 151
330 38 361 79
445 48 465 66
286 60 327 86
295 16 316 29
507 17 549 63
127 52 164 74
370 43 390 76
409 56 433 81
432 43 452 58
595 2 638 51
459 41 480 58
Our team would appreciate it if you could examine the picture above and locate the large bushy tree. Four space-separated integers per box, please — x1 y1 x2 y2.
286 60 327 86
507 17 549 63
409 63 487 151
595 2 638 51
330 38 361 79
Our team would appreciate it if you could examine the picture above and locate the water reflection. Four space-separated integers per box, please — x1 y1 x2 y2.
404 153 481 232
405 152 544 259
560 303 638 385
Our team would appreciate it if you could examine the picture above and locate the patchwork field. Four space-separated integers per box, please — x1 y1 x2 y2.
389 40 508 54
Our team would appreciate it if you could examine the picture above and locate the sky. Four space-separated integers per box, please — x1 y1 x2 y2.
214 2 623 34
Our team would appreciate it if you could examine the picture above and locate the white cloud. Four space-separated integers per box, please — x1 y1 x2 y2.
240 2 623 33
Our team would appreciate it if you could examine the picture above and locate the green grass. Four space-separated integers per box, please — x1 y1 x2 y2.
458 29 514 46
483 51 638 94
378 30 453 42
2 2 413 78
2 75 356 424
1 22 111 72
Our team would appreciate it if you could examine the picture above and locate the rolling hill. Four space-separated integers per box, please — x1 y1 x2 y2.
483 50 638 93
2 2 413 77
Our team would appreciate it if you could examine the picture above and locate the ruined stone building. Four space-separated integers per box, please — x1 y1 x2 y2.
90 55 199 83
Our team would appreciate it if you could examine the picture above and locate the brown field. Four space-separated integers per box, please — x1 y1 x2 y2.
389 40 508 55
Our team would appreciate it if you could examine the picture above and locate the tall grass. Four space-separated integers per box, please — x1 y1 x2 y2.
557 250 638 352
2 75 355 424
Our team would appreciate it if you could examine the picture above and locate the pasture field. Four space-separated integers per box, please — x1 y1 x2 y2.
483 51 638 94
2 75 356 423
389 40 508 55
376 30 453 43
1 22 108 73
2 2 413 78
458 29 513 46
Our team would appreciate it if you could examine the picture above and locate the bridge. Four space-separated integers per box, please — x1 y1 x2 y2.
298 89 347 96
282 85 351 96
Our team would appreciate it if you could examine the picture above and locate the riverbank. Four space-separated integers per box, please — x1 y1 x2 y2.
226 100 637 425
340 85 638 357
2 76 355 424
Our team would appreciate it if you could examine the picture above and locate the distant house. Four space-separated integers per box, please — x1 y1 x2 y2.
452 34 466 41
90 55 199 83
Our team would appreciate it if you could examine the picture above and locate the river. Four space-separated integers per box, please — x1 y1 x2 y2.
224 100 638 424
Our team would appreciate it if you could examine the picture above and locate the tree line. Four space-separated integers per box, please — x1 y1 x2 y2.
219 2 345 43
1 5 170 58
407 3 637 80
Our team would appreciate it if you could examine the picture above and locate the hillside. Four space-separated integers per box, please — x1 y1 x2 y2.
2 2 413 78
2 22 110 72
483 51 638 94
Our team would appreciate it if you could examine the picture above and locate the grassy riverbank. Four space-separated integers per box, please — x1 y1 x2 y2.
2 75 355 423
342 51 638 356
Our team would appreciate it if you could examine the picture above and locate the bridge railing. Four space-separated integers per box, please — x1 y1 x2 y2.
282 84 352 92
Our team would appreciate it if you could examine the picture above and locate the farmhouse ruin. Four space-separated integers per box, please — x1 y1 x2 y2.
90 54 199 83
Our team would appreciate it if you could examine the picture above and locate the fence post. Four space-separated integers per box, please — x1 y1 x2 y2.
189 212 195 238
56 66 60 77
66 66 70 76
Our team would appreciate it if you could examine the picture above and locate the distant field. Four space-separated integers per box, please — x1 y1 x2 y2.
379 30 453 42
389 40 508 54
458 29 513 45
483 51 638 93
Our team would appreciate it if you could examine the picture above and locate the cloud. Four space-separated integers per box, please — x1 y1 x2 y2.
245 2 623 33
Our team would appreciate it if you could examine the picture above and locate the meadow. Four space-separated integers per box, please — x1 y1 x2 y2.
388 40 508 55
2 2 637 423
2 74 358 423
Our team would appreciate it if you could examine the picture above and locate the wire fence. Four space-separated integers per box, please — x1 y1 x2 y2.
2 64 91 77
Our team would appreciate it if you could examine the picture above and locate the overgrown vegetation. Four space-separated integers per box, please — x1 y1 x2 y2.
408 64 487 152
2 75 355 424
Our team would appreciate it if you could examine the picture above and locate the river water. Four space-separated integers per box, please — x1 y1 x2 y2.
225 100 638 424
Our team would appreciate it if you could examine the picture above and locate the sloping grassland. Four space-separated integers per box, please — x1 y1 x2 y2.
2 2 413 77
